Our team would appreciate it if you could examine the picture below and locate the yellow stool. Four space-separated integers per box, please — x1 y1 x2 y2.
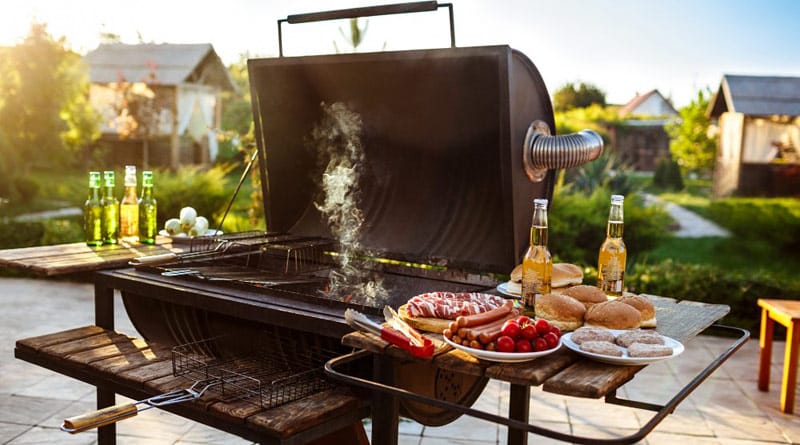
758 298 800 414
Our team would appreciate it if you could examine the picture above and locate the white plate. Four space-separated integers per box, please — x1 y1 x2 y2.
159 229 223 243
496 281 520 298
561 330 684 365
443 334 561 363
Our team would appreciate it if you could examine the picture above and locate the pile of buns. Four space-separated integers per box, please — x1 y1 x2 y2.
535 290 656 331
508 263 656 332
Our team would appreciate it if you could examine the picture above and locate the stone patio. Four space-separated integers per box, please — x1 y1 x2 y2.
1 276 797 444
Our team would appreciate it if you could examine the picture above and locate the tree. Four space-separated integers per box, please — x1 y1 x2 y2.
665 90 716 176
0 23 99 173
553 82 606 111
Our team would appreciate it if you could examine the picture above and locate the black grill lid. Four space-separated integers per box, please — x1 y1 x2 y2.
248 45 556 275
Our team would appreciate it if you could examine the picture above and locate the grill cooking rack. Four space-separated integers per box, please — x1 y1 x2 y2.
172 333 336 409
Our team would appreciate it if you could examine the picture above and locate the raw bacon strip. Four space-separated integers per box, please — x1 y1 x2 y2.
405 292 506 319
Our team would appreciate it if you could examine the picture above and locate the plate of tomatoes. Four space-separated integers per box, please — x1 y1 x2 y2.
442 316 562 363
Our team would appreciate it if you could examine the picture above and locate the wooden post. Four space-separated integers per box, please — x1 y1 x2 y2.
94 280 117 444
782 321 799 413
758 307 774 391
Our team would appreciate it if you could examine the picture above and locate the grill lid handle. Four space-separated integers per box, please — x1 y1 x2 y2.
278 1 456 56
523 120 604 182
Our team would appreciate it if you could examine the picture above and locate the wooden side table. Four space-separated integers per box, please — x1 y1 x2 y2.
757 298 800 414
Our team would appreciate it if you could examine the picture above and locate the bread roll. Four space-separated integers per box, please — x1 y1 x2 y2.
584 300 641 330
557 285 607 309
552 263 584 288
534 293 585 331
398 304 451 333
507 263 582 294
617 294 657 328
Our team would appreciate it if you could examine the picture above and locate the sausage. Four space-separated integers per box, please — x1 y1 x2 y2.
456 300 514 327
452 335 462 345
485 341 497 351
443 328 453 339
449 321 459 332
464 315 512 341
469 340 483 350
478 315 517 345
457 328 469 339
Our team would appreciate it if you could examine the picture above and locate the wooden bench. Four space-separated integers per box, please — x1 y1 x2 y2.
758 298 800 414
14 326 370 444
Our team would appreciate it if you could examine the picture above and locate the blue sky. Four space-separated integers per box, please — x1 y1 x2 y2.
2 0 799 107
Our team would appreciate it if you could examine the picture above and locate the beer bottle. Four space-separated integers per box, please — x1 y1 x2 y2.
84 172 103 246
597 194 627 296
101 171 119 244
138 171 157 244
521 198 552 315
120 165 139 238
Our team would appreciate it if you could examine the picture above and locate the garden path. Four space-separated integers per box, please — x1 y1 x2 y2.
643 193 730 238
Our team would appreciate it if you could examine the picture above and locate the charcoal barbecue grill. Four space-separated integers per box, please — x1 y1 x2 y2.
112 0 605 439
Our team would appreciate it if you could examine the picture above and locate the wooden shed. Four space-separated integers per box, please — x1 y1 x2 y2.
708 74 800 197
611 90 678 171
85 43 236 168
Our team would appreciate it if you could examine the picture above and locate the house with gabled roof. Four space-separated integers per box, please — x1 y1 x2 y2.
85 43 236 168
708 74 800 197
609 89 678 171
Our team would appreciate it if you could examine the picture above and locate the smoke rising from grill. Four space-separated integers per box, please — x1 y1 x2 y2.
312 102 388 306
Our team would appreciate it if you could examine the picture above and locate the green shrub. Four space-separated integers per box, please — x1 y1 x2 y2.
0 221 46 248
13 176 40 201
707 198 800 251
153 166 231 229
627 259 800 336
40 217 84 245
652 158 684 191
549 187 671 266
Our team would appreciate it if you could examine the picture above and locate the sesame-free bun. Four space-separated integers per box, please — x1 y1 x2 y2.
557 285 608 309
398 304 451 333
508 263 582 294
510 264 523 283
534 293 586 331
584 300 641 330
617 294 657 328
552 263 584 288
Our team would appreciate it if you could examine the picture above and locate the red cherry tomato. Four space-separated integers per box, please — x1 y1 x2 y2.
501 320 521 339
543 332 559 349
534 337 548 352
521 324 538 340
549 326 562 339
497 335 515 353
535 319 551 336
515 338 532 353
516 315 532 327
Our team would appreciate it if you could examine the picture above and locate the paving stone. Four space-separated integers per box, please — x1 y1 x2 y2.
647 431 721 444
0 394 71 426
569 424 641 442
0 422 31 444
6 425 96 444
565 397 641 429
13 374 95 401
113 396 194 440
702 411 786 442
420 414 498 443
178 422 252 444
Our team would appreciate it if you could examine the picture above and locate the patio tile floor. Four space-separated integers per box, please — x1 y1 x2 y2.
1 276 798 444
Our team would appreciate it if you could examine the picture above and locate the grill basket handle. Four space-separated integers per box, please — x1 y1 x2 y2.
523 120 604 182
278 1 455 56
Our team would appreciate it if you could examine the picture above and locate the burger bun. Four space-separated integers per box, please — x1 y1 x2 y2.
584 300 641 330
534 293 586 331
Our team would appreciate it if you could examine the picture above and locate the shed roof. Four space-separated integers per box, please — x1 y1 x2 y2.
708 74 800 118
618 89 677 117
85 43 236 92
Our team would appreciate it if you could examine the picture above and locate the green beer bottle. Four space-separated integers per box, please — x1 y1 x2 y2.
138 171 157 244
101 171 120 244
84 172 103 246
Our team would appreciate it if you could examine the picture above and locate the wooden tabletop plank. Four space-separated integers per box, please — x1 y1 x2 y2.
0 238 185 276
89 345 172 375
117 359 177 387
40 331 133 357
246 388 363 439
15 326 106 353
484 348 578 386
65 338 154 366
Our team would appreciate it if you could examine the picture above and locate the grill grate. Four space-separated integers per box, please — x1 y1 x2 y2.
171 333 336 409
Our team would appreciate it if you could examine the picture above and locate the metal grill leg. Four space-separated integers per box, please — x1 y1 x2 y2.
508 383 530 445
